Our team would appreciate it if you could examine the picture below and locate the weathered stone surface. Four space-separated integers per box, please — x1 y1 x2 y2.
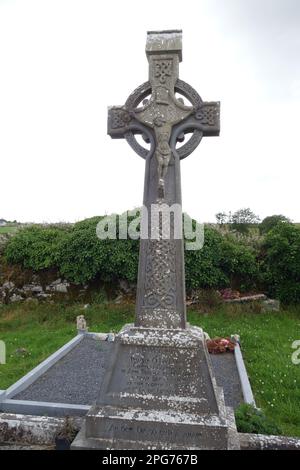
2 281 15 290
0 280 50 304
2 412 300 450
96 325 220 414
106 30 219 331
72 325 235 449
10 293 23 303
46 280 69 293
0 413 82 445
36 293 51 300
77 315 88 333
23 284 43 294
146 30 183 61
262 298 280 312
84 409 228 450
119 279 135 294
224 294 267 303
72 30 234 450
239 432 300 450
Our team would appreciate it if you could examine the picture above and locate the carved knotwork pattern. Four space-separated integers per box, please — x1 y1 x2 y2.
195 105 218 126
143 239 176 309
154 59 172 84
125 81 151 110
175 79 202 107
111 108 132 129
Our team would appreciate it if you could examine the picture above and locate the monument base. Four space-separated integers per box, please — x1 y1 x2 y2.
71 324 239 450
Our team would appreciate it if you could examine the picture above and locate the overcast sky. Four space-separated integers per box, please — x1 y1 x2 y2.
0 0 299 223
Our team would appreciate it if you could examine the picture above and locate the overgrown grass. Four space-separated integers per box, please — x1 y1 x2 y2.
0 301 299 437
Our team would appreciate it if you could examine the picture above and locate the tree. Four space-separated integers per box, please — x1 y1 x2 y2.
230 208 260 234
231 208 260 224
259 214 291 235
215 212 227 224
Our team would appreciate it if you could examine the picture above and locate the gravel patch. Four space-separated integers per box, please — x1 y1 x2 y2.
13 336 243 409
14 337 112 405
210 352 243 408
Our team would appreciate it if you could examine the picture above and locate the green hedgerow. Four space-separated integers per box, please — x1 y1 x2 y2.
4 214 260 293
57 215 139 285
4 225 67 270
185 227 259 292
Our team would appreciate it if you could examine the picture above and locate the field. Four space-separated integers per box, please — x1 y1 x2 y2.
0 301 299 437
0 225 19 235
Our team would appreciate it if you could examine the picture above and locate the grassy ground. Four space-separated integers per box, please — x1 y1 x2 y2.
0 226 19 234
0 301 299 437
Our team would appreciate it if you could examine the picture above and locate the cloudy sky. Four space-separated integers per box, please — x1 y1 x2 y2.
0 0 299 223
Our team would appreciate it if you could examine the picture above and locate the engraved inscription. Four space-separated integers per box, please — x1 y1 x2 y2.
105 421 204 441
116 347 198 396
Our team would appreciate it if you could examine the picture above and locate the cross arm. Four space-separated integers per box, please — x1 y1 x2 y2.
107 105 155 159
192 101 220 136
107 105 154 141
172 101 220 142
107 106 134 139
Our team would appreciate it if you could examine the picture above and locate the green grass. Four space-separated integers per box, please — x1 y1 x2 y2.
189 306 300 438
0 226 18 234
0 301 299 437
0 302 133 390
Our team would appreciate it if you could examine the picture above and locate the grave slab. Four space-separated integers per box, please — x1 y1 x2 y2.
7 335 243 411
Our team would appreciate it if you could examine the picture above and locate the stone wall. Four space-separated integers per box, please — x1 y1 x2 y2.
0 278 74 304
0 259 135 304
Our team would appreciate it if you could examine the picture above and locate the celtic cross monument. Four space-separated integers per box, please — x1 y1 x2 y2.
72 30 238 450
109 30 220 330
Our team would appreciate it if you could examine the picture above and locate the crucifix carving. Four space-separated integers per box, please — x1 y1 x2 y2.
108 30 220 329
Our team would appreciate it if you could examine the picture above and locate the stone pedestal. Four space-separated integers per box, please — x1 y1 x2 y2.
71 324 237 450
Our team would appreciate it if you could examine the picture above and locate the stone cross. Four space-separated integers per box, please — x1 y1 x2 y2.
72 31 238 451
108 30 220 329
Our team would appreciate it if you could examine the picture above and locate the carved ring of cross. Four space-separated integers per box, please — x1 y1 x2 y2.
123 79 204 160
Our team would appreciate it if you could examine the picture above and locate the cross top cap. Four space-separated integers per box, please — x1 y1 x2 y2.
146 30 182 62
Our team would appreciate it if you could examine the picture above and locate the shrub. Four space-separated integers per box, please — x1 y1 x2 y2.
4 226 67 270
235 404 282 435
185 227 259 292
57 215 139 285
259 215 291 235
4 217 260 292
218 236 259 291
185 227 229 290
260 223 300 303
